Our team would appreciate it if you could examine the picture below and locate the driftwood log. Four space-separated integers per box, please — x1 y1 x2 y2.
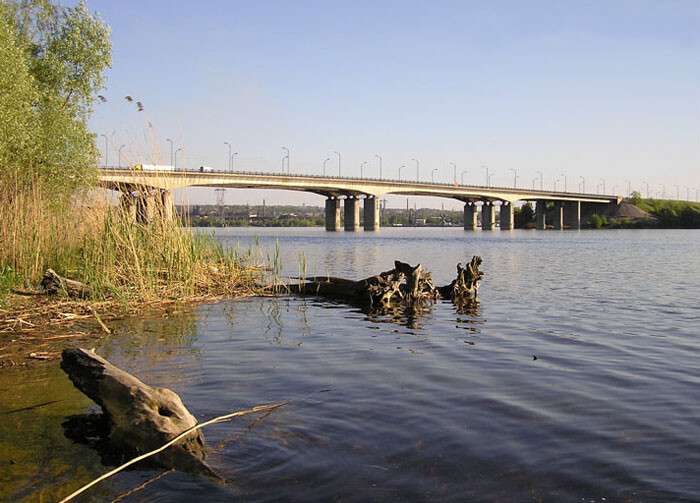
290 257 483 309
61 348 213 475
41 269 91 298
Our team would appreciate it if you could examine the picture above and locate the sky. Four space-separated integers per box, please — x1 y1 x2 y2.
84 0 700 208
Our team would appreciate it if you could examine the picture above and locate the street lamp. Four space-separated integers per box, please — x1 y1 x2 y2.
532 178 537 190
461 170 468 185
375 154 383 179
231 152 238 171
483 165 490 187
360 161 367 178
399 164 406 181
412 158 419 182
579 176 585 193
560 172 567 192
100 134 109 166
431 168 438 183
166 138 174 167
509 168 518 188
174 147 183 169
600 178 606 194
323 157 330 176
224 141 232 170
118 144 126 168
537 171 543 190
334 151 341 177
281 146 290 174
675 185 680 200
626 180 632 197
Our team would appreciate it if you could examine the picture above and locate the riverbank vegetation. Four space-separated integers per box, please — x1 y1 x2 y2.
0 2 259 309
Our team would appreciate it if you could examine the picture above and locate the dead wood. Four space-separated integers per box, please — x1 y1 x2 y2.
41 269 91 299
60 348 214 476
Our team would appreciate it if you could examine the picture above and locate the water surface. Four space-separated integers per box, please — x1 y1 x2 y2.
2 228 699 502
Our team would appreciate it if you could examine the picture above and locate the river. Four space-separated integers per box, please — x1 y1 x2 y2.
2 228 699 502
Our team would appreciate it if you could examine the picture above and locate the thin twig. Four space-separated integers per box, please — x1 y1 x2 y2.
57 401 287 503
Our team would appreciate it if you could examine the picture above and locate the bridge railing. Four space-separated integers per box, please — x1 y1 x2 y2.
98 165 616 198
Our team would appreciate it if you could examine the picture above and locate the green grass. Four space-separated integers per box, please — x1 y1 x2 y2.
631 198 700 228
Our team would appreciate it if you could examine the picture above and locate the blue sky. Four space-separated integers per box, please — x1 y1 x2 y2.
85 0 700 207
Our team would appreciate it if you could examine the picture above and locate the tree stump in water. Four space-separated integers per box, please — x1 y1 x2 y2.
61 348 213 475
289 257 482 309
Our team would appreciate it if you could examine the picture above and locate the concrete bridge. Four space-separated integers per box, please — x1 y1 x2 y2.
99 167 621 231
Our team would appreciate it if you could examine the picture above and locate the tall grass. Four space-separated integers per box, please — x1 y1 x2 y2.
0 180 259 301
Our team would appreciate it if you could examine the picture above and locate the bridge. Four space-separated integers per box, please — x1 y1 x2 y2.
99 167 621 231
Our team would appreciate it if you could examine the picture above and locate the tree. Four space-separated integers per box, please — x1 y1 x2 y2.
515 202 535 228
0 0 111 196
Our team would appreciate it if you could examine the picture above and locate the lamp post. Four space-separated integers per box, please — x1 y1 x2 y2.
579 176 585 193
675 185 680 200
449 162 457 184
334 151 341 177
281 146 290 174
375 154 383 179
174 148 183 169
431 168 438 183
645 181 650 198
118 144 126 168
412 158 419 182
360 161 367 178
532 178 537 190
483 165 489 186
600 178 606 194
399 164 405 181
461 170 468 185
231 152 238 171
537 171 543 190
323 157 330 176
560 172 567 192
166 138 174 167
626 180 632 197
100 134 109 166
224 141 232 170
509 168 518 188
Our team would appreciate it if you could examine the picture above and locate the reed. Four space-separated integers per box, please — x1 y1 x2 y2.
0 180 260 302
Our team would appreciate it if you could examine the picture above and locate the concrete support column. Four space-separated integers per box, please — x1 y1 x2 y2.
564 201 581 230
160 190 175 220
463 203 477 230
536 200 547 230
344 196 360 231
553 201 564 230
499 202 514 230
481 202 496 230
363 196 380 231
120 193 137 223
325 197 341 231
136 191 156 224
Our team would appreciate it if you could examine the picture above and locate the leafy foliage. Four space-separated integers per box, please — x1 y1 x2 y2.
0 0 111 195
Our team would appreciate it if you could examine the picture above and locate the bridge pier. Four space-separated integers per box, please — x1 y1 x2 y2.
325 197 341 231
120 193 137 223
499 202 514 230
344 196 360 231
553 202 564 230
136 191 157 225
363 196 380 231
160 190 175 220
463 203 477 230
536 200 547 230
481 202 495 230
564 201 581 229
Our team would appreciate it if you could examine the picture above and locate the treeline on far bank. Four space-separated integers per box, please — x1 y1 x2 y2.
183 197 700 230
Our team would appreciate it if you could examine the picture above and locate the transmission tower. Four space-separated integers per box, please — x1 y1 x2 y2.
215 188 226 224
